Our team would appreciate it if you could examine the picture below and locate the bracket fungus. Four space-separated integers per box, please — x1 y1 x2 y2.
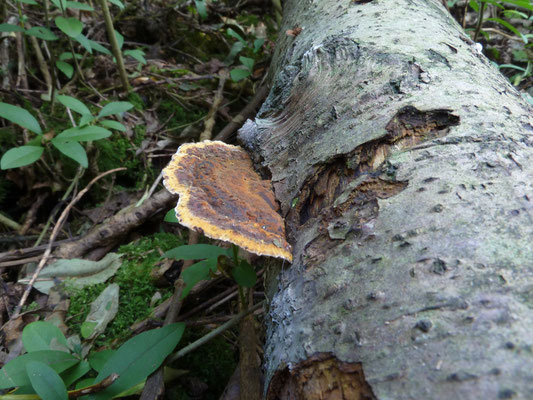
163 140 292 262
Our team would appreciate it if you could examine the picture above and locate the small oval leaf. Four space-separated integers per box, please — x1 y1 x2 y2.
231 260 257 288
22 321 69 353
26 361 68 400
25 26 59 41
52 140 88 167
97 101 133 118
1 146 44 169
163 244 230 260
92 323 185 400
98 120 126 131
55 16 83 38
55 61 74 78
180 258 218 298
56 95 91 116
0 23 25 32
0 102 42 134
54 126 111 142
0 350 78 389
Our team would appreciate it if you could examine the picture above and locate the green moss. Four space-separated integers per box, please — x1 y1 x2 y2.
66 232 184 347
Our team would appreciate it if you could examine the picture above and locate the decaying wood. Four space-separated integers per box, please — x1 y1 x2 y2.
240 0 533 398
55 189 177 259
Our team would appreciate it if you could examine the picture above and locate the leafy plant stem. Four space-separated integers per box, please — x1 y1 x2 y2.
97 0 130 92
474 1 486 42
167 301 264 364
68 38 85 81
43 0 58 104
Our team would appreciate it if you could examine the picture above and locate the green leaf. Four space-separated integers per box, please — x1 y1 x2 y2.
61 361 90 387
227 28 246 44
0 102 42 134
97 102 133 118
114 30 124 50
500 0 533 11
25 26 59 41
88 350 115 373
57 95 91 116
123 49 147 65
194 0 208 19
22 321 69 353
98 120 126 131
79 114 95 126
253 38 264 53
225 41 244 65
81 321 98 339
108 0 125 9
18 0 38 4
56 61 74 78
74 33 93 53
55 16 83 38
50 0 68 9
1 146 44 169
231 260 257 288
26 361 68 400
75 377 95 389
54 126 111 142
59 52 82 61
163 244 230 260
0 350 78 389
66 1 94 11
0 23 25 32
164 209 179 223
486 18 526 43
230 68 251 82
52 140 88 167
468 0 479 11
181 258 218 298
239 56 254 70
91 323 185 400
87 40 111 55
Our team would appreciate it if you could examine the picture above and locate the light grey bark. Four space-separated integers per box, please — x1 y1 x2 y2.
238 0 533 398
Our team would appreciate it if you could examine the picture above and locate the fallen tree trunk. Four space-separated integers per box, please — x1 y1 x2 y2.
238 0 533 398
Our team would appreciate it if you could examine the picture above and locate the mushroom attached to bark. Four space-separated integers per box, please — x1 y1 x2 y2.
163 140 292 262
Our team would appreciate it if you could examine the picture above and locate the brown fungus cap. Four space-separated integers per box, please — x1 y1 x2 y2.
163 141 292 262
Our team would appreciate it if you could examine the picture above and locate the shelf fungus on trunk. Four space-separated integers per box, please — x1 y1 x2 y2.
162 140 293 262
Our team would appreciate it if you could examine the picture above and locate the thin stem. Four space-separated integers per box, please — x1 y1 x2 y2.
473 2 486 42
97 0 130 92
167 301 264 364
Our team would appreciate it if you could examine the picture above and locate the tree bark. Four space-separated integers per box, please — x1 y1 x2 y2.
238 0 533 399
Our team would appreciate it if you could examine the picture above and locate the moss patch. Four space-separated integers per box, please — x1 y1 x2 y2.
66 232 183 347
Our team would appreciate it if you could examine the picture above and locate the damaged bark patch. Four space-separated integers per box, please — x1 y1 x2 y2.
288 106 459 229
284 106 459 263
267 353 376 400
